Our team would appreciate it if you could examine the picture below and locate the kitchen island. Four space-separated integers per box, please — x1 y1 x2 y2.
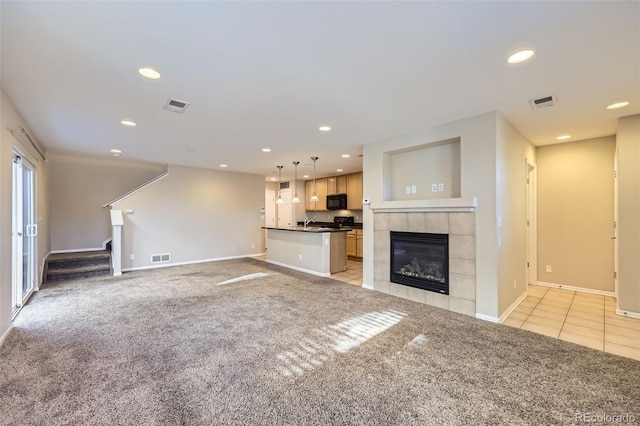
262 226 349 277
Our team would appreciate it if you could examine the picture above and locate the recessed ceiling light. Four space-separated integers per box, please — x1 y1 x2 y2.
319 126 331 132
220 164 228 168
303 174 309 178
112 153 121 157
507 49 535 64
336 169 343 172
556 135 571 141
110 149 122 154
606 101 630 110
341 154 350 158
262 148 272 152
121 120 136 127
138 67 162 80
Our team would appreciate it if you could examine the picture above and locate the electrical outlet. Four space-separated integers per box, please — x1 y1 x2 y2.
405 186 411 194
411 185 417 194
498 237 502 247
438 183 444 192
298 254 303 260
251 244 255 249
513 279 517 289
129 254 134 260
546 265 552 272
431 184 438 192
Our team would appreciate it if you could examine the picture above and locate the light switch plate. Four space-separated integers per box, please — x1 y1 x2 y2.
363 198 371 205
411 185 417 194
431 184 438 192
438 183 444 192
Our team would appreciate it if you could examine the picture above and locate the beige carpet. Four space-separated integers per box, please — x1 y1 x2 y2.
1 258 638 425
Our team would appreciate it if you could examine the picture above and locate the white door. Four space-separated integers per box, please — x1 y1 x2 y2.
613 145 619 300
265 189 276 250
277 188 292 227
526 161 537 287
12 153 37 315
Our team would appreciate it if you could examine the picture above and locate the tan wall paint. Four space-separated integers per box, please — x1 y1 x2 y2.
0 89 50 338
616 114 640 313
363 112 499 318
49 153 166 251
536 136 616 293
496 115 536 314
114 164 264 270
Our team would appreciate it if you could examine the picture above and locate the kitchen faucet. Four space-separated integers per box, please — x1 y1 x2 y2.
304 217 315 228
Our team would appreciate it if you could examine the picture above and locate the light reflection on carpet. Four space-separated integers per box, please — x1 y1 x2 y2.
216 272 271 286
276 310 407 377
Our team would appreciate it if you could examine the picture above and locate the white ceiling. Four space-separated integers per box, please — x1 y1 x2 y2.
1 1 638 181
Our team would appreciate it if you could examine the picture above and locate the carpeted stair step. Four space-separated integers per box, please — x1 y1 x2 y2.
45 250 112 283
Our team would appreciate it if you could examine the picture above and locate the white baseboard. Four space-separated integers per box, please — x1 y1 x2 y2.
475 313 500 323
121 253 266 273
535 281 615 298
499 290 529 323
265 260 331 277
615 309 640 320
0 325 14 348
362 283 374 290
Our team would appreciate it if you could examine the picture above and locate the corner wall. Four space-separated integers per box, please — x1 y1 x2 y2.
114 164 264 270
616 114 640 314
0 89 50 340
536 136 616 293
48 153 166 251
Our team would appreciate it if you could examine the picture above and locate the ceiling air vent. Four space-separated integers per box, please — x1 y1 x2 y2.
529 95 557 110
163 98 190 113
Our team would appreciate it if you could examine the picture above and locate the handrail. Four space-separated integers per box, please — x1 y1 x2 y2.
102 171 169 208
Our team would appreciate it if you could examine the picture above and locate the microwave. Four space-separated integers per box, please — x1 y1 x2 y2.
327 193 348 210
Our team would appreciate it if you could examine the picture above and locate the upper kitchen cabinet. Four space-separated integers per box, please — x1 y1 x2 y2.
347 172 363 210
305 177 328 211
327 175 347 195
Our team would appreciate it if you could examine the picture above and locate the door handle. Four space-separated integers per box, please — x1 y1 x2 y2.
17 232 23 237
610 236 617 240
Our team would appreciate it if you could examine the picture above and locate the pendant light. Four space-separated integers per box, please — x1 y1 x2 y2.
276 165 284 204
310 156 320 202
291 161 300 203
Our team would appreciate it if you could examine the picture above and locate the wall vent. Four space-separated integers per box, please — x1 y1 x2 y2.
151 253 171 263
163 98 190 113
529 95 557 109
279 181 290 189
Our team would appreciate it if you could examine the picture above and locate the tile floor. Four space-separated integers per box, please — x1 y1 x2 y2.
504 285 640 361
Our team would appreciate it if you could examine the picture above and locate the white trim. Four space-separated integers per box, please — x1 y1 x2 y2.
615 309 640 320
370 197 477 213
362 283 374 290
475 313 500 323
0 326 14 348
266 260 331 277
535 281 615 297
105 171 170 208
499 291 528 323
121 253 265 272
50 247 105 254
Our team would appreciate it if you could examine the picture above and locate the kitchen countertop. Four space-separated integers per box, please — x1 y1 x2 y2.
294 221 363 230
262 226 351 233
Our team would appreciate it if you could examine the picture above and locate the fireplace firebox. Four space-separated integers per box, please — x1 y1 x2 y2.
390 231 449 294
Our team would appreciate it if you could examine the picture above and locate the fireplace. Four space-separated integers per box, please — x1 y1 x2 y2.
390 231 449 294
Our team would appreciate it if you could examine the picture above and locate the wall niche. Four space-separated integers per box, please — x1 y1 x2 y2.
382 137 461 202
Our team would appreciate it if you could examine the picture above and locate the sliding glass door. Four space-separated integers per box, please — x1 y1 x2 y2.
12 153 36 314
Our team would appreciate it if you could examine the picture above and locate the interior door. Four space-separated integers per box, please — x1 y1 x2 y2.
12 153 36 314
265 189 276 250
526 161 537 287
277 188 292 227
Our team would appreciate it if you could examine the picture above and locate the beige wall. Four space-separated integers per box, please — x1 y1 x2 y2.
0 89 50 339
617 114 640 313
363 112 500 319
114 164 264 270
496 115 536 314
49 153 166 251
536 136 615 293
389 140 461 200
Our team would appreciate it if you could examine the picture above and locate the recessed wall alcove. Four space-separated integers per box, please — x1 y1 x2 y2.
382 137 461 202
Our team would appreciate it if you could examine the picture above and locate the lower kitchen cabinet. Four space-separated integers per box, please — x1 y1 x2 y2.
347 229 363 259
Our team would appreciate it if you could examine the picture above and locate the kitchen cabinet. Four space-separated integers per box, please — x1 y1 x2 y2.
347 172 363 210
305 178 328 211
327 175 347 195
347 229 363 259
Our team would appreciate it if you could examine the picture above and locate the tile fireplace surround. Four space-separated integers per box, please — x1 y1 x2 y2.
373 211 476 317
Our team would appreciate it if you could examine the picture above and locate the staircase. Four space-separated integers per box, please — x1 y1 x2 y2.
44 250 112 283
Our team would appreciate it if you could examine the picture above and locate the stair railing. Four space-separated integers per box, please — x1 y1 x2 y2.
102 171 169 209
110 210 123 276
